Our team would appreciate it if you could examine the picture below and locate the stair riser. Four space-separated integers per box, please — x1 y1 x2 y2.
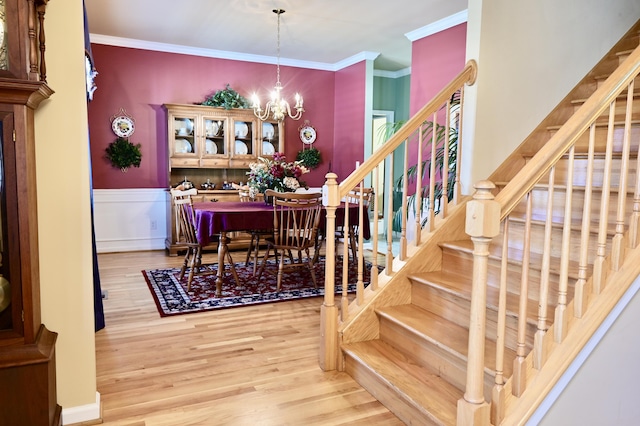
441 246 576 308
343 353 440 425
533 155 639 189
506 219 606 266
379 317 495 401
596 73 640 90
510 186 635 234
572 95 640 119
411 281 535 352
547 121 640 153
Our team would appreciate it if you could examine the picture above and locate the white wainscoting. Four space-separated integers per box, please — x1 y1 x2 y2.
93 188 168 253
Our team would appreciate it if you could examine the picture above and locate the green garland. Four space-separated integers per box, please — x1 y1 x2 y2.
201 84 249 109
106 137 142 172
296 147 322 169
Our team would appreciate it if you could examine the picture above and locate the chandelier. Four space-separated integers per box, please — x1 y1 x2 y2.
251 9 304 122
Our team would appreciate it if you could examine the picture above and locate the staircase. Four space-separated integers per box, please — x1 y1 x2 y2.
320 21 640 425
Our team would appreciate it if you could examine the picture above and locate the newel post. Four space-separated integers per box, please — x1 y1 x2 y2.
319 173 340 371
457 181 500 426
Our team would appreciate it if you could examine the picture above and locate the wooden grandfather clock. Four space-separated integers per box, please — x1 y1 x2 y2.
0 0 61 425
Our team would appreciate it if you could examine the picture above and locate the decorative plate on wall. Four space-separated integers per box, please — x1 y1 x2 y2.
299 122 316 145
111 114 135 138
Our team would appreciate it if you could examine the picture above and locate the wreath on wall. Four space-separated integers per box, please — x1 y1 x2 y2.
296 147 322 169
105 137 142 172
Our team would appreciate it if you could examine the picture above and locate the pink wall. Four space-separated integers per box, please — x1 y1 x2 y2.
332 62 366 182
88 24 466 190
88 44 335 189
410 23 467 115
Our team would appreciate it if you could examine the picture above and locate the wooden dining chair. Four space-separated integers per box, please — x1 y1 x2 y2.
256 190 323 291
336 187 374 259
171 188 239 291
238 187 273 275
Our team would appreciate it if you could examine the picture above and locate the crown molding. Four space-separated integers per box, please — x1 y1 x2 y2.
89 34 337 71
373 67 411 79
405 9 468 41
333 51 380 71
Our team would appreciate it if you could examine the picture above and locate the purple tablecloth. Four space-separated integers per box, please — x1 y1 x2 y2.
194 201 272 246
193 201 371 246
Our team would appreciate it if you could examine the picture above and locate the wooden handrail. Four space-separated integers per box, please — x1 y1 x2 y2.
495 45 640 219
319 59 478 372
338 60 478 197
464 42 640 425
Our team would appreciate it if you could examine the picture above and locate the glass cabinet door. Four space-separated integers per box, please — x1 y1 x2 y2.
203 117 226 156
231 118 254 157
260 120 282 156
171 115 197 156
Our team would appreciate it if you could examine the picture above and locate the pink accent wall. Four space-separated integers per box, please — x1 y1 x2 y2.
332 61 366 182
88 44 335 189
88 25 466 190
410 23 467 115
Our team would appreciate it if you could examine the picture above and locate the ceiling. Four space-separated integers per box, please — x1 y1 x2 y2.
85 0 468 72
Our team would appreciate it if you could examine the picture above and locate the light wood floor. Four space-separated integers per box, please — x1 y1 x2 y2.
93 248 402 425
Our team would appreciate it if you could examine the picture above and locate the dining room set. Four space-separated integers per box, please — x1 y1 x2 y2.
169 183 372 298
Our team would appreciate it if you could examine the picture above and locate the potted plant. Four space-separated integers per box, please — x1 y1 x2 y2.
383 91 460 232
296 147 322 169
201 84 249 109
105 137 142 172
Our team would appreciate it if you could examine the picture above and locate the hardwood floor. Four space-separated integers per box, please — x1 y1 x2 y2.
93 249 402 425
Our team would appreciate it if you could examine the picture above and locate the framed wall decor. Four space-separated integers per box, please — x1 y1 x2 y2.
299 120 316 145
110 108 135 138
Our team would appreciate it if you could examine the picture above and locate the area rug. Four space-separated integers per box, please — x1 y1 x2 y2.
142 256 381 317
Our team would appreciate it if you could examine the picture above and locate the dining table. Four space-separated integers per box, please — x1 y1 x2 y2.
193 200 371 296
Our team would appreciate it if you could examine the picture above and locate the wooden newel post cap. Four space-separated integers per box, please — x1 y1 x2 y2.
465 180 500 238
322 172 340 206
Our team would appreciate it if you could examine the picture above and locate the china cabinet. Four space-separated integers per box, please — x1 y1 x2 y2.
164 103 284 169
0 0 61 425
163 103 283 256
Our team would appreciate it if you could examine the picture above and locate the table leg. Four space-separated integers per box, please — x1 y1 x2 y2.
215 231 227 297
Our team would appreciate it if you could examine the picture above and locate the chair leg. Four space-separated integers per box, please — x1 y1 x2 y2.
348 227 357 260
255 247 272 280
179 248 190 281
186 246 200 292
306 248 317 288
276 255 285 292
226 251 241 287
246 233 256 266
252 234 261 276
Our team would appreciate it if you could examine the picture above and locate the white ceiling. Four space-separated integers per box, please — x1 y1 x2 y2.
85 0 468 72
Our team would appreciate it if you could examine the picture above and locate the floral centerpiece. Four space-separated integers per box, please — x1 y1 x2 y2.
247 152 309 198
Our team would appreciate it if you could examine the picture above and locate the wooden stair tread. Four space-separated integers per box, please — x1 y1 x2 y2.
377 304 516 378
519 150 640 159
343 339 461 425
495 181 637 193
439 239 583 279
570 88 640 104
505 210 617 236
409 269 545 326
546 117 640 131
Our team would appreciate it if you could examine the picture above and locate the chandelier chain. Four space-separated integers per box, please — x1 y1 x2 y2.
276 9 281 86
251 8 304 122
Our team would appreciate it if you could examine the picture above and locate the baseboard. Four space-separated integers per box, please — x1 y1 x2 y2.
97 236 166 253
93 188 168 253
62 392 101 425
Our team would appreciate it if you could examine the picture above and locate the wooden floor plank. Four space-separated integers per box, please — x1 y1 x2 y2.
87 249 402 426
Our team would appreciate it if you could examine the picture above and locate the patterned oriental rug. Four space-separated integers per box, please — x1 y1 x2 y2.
142 256 381 317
